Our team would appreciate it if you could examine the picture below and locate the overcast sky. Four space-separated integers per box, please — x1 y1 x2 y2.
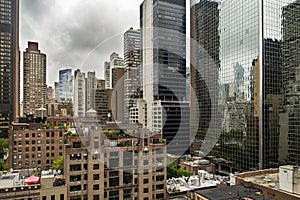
20 0 143 86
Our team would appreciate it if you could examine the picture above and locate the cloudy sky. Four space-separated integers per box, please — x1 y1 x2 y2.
20 0 143 86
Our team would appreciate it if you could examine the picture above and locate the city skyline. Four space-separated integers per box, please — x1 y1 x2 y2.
20 0 144 86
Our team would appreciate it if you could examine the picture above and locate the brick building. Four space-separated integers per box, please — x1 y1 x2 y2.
8 122 65 172
64 125 167 200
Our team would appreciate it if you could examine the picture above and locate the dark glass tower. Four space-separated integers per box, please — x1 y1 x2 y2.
281 1 300 165
0 0 19 137
191 0 299 171
141 0 190 155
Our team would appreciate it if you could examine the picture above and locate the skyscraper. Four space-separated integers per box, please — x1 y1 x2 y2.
0 0 19 137
190 0 299 171
123 28 141 123
59 69 73 102
86 71 97 110
281 1 300 165
23 42 46 116
73 69 86 117
141 0 190 155
104 52 124 89
111 67 125 122
54 82 60 101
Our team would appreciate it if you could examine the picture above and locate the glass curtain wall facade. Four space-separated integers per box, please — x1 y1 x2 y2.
0 0 19 137
141 0 190 155
59 69 73 102
191 0 299 171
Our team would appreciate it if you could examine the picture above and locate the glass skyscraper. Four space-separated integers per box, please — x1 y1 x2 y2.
0 0 19 137
59 69 73 102
141 0 190 155
191 0 300 171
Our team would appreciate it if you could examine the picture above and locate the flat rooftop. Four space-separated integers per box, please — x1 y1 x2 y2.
237 169 300 199
195 184 272 200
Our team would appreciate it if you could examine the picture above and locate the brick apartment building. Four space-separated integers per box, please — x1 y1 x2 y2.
64 125 167 200
8 117 77 172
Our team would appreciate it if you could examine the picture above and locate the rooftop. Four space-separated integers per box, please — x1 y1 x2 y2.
195 184 272 200
167 171 228 194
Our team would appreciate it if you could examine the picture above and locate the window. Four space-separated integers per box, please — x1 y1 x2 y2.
143 188 148 193
93 164 99 170
60 194 64 200
93 174 99 180
93 195 99 200
93 184 99 190
42 197 47 200
143 179 149 184
51 195 55 200
143 160 148 165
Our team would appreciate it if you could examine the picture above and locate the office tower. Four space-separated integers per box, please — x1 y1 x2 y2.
59 69 73 102
0 0 19 137
86 71 97 110
95 88 112 123
104 52 124 89
46 86 53 102
54 82 60 101
111 67 125 122
281 1 300 165
123 28 141 123
190 0 298 171
23 42 46 116
64 126 166 200
73 69 86 117
140 0 190 155
190 0 221 162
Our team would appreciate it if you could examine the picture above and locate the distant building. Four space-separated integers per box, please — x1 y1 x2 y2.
0 0 20 137
111 67 125 122
95 89 112 123
54 82 60 101
104 52 124 89
46 86 54 102
59 69 73 102
23 42 47 116
123 28 141 123
73 69 86 117
97 79 105 90
64 125 167 200
86 71 97 110
46 98 73 117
